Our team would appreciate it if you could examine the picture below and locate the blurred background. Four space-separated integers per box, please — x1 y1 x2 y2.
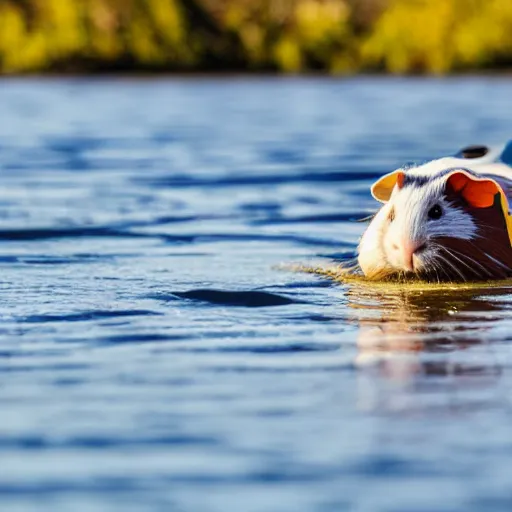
1 0 512 75
2 2 512 512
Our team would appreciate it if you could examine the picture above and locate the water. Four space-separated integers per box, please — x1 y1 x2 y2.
2 76 512 512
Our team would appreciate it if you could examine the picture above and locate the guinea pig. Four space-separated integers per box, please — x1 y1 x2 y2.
357 142 512 281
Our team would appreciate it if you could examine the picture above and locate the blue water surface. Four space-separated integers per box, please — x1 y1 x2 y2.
2 77 512 512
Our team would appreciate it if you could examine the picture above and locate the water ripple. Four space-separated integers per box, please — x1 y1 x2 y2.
167 289 302 307
0 78 511 512
21 310 161 324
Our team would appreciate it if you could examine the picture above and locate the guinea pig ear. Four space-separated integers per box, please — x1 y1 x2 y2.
371 171 405 202
446 171 501 208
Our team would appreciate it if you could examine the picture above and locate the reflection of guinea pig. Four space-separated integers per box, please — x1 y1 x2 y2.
358 142 512 281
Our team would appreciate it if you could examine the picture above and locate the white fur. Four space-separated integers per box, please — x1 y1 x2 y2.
381 179 476 274
358 203 394 278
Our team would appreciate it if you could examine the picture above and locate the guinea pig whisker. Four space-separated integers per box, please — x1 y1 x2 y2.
483 252 509 270
456 241 507 277
475 225 503 234
433 249 468 282
422 252 441 283
434 257 461 282
429 259 441 284
438 244 490 281
467 238 511 267
440 245 492 280
434 259 445 284
440 247 488 280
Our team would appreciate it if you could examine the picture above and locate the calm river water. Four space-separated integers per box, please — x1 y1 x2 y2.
2 77 512 511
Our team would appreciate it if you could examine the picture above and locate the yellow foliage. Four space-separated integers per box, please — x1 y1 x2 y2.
274 36 302 72
40 0 86 58
239 23 265 64
0 3 49 72
0 0 512 73
295 0 348 45
361 0 455 73
146 0 185 48
362 0 512 73
86 0 123 60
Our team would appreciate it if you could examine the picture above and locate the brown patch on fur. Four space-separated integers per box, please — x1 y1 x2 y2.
427 191 512 281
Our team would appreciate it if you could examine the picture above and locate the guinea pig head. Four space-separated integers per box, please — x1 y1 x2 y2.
358 169 512 281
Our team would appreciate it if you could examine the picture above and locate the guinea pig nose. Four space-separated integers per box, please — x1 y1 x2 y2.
402 241 426 271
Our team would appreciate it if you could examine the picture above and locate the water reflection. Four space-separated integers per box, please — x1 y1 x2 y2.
346 283 512 407
347 285 512 417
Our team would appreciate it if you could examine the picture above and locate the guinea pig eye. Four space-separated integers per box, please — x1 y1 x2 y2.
388 207 395 222
428 204 443 220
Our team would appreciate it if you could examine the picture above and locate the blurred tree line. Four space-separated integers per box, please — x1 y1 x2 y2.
1 0 512 74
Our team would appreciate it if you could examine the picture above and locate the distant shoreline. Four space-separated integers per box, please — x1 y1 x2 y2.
1 0 512 76
1 71 512 80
